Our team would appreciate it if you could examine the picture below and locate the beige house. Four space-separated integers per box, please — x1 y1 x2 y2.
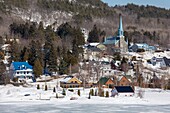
60 76 82 88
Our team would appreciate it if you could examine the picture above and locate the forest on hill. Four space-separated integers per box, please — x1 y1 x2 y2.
0 0 169 48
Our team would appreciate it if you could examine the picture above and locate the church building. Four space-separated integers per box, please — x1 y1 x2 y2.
103 14 128 53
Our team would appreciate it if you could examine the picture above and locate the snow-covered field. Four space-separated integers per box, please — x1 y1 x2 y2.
0 81 170 113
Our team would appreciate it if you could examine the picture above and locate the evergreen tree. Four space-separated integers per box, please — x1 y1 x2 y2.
62 88 66 95
37 21 45 40
29 22 37 38
45 85 48 91
33 58 43 78
48 45 58 73
0 61 6 84
10 39 20 62
90 89 94 96
20 46 29 61
78 89 80 96
37 84 40 89
57 22 72 39
88 25 100 42
58 59 69 75
53 87 56 92
106 91 109 97
28 40 37 66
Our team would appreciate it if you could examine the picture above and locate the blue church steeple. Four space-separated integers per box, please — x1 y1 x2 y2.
118 14 124 37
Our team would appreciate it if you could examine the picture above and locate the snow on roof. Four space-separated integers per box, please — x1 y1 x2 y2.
60 77 72 83
101 57 110 62
89 43 100 47
1 44 10 48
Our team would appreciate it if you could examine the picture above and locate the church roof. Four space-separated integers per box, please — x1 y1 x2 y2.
103 36 119 45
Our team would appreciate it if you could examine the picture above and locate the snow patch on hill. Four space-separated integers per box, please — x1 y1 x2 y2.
10 7 72 29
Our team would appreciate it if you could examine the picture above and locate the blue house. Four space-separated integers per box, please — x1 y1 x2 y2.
10 62 34 82
129 43 156 52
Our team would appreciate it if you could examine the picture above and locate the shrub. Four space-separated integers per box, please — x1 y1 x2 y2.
53 87 56 92
90 89 94 96
95 89 97 96
106 91 109 97
37 84 40 89
98 87 103 96
88 92 91 99
62 89 66 96
78 89 80 96
45 85 47 91
68 89 74 92
56 93 58 98
101 91 105 97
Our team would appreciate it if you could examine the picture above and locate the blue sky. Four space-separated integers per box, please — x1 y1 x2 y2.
102 0 170 9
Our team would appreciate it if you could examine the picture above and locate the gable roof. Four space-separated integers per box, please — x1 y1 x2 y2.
87 46 101 52
117 76 130 82
98 77 109 85
11 62 33 70
61 75 74 83
163 57 170 67
115 86 134 93
103 36 119 45
98 77 114 85
61 76 82 83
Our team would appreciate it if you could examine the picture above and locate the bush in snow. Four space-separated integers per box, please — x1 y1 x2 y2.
53 87 56 92
137 89 144 98
62 89 66 96
98 87 104 97
68 89 74 92
78 89 80 96
95 89 98 96
45 85 48 91
106 91 109 97
56 93 58 98
88 92 91 99
101 91 105 97
90 89 94 96
37 84 40 89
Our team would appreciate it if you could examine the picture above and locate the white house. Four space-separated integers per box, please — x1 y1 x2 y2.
10 62 34 82
150 56 170 68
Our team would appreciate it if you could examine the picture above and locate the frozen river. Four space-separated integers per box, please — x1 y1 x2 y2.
0 101 170 113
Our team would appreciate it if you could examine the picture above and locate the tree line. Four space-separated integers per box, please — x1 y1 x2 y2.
2 21 85 77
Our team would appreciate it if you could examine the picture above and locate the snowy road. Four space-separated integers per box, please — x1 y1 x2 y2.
0 101 170 113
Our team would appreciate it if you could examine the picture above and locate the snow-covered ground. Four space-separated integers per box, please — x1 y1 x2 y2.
0 80 170 113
